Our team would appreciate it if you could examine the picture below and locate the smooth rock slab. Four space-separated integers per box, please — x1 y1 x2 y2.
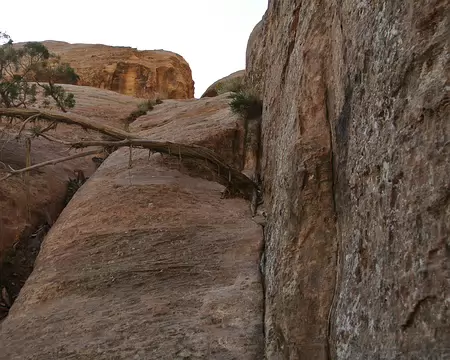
0 149 264 359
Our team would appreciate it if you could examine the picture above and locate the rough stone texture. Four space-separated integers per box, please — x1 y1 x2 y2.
247 4 337 358
245 19 264 97
0 136 91 260
0 85 142 260
0 95 264 359
201 70 245 98
246 0 449 359
34 41 195 100
131 93 245 170
327 2 449 359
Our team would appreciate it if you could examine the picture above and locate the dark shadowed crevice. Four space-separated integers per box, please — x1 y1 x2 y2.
0 222 49 321
0 172 88 322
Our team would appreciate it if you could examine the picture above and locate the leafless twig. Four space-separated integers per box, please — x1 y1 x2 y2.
0 149 99 181
16 113 40 138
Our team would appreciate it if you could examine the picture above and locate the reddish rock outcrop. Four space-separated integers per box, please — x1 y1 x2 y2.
0 94 264 359
38 41 195 100
201 70 245 98
246 0 449 359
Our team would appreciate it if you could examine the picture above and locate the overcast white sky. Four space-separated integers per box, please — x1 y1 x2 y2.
2 0 267 98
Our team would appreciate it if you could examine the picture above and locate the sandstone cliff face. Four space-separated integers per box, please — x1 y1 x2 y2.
246 1 449 359
0 94 264 359
201 70 245 98
41 41 195 100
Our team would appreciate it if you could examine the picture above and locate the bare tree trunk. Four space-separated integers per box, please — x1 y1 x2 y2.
0 108 136 140
0 108 258 199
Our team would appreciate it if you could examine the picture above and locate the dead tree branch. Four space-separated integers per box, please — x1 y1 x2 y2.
16 113 40 138
0 149 100 181
0 107 258 199
54 139 257 198
0 108 137 140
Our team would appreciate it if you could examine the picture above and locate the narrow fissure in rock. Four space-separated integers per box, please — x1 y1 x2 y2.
0 222 49 321
0 172 88 321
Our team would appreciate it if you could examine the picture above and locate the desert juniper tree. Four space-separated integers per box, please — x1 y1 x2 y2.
0 33 77 111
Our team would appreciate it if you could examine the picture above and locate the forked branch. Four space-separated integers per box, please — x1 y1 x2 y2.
0 108 137 140
0 108 258 198
65 139 258 198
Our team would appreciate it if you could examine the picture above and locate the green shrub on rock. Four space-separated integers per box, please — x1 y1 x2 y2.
228 90 262 119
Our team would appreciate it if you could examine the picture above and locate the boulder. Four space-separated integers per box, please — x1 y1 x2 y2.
201 70 245 98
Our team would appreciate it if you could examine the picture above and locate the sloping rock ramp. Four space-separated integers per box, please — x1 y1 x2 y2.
0 95 264 359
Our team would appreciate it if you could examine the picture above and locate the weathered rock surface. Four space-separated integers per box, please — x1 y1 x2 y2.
246 0 449 359
0 85 142 260
201 70 245 98
245 19 264 97
131 94 245 169
0 94 264 359
38 41 195 100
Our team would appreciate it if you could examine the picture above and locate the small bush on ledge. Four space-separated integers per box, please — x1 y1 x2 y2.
137 100 154 113
125 99 163 125
228 90 262 119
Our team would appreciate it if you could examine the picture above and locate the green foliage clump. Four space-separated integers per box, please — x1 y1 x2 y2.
137 100 154 113
65 171 87 205
0 32 78 112
228 90 262 119
0 32 12 46
40 83 76 110
36 62 80 85
128 100 154 121
22 42 50 59
125 99 164 125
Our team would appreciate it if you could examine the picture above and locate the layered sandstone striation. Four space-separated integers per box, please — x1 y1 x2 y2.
0 94 264 359
246 0 449 359
39 41 195 100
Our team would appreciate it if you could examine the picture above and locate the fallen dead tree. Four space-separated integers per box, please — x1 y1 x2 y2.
0 108 135 140
0 108 257 199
